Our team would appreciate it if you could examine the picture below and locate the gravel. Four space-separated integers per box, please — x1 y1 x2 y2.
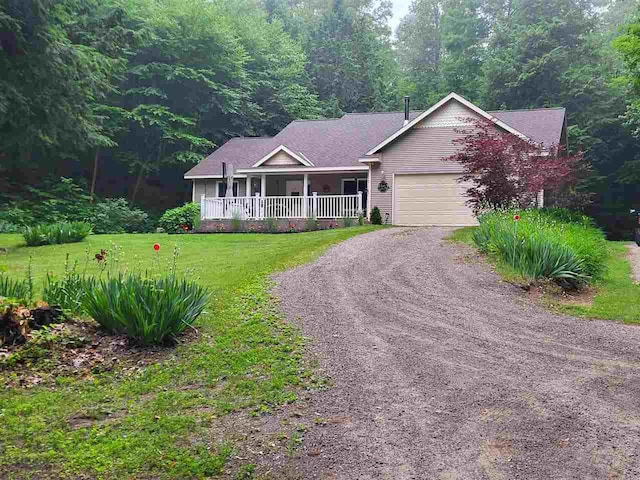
274 227 640 480
628 243 640 284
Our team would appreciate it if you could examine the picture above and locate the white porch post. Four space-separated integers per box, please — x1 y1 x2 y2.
312 192 318 218
303 173 309 217
200 194 205 220
246 175 251 197
357 190 363 216
255 192 262 219
260 174 266 197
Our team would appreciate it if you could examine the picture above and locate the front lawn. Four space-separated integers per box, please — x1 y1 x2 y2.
449 226 640 324
0 227 379 478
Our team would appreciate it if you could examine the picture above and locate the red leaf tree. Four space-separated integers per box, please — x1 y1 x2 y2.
446 118 585 212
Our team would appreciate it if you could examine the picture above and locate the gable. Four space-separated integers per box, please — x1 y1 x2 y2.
263 150 304 166
415 100 482 129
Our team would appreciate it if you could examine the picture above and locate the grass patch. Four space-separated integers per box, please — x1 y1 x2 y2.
0 227 379 478
448 227 640 324
555 242 640 324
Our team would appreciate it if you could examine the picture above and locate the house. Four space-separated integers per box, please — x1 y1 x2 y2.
185 92 567 227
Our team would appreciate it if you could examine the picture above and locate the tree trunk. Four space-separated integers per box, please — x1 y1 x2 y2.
90 148 100 202
131 165 145 203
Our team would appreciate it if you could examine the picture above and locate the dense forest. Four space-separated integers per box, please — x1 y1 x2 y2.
1 0 639 236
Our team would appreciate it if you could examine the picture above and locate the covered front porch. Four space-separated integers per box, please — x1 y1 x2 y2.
197 169 368 220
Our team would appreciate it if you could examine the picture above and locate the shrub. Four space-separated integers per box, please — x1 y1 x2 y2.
0 222 20 233
343 216 353 228
358 214 365 226
370 206 382 225
305 216 319 231
158 203 200 234
81 274 209 345
263 217 278 233
231 211 243 232
23 222 92 246
473 208 608 289
90 198 150 234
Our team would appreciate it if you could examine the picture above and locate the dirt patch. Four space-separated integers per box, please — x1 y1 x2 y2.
627 243 640 283
274 227 640 479
1 318 191 388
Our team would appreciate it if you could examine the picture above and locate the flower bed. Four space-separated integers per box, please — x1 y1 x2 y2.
198 217 359 233
473 208 608 290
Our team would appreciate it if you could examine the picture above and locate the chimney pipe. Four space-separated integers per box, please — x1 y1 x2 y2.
403 96 410 125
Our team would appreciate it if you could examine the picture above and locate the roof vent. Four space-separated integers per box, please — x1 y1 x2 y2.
403 96 410 125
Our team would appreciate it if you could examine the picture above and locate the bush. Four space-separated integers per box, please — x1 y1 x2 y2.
90 198 150 234
0 222 21 233
305 216 319 231
158 203 200 234
370 206 382 225
81 274 209 345
230 211 243 232
23 222 92 246
343 216 353 228
358 214 365 226
473 208 608 289
263 217 278 233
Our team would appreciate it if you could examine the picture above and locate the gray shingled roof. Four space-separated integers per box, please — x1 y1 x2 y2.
185 106 566 177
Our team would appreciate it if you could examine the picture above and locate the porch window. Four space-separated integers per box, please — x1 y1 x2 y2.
216 181 239 197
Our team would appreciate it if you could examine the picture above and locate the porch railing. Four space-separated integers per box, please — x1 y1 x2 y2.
200 192 363 220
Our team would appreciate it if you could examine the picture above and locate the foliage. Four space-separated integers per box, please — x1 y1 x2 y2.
0 222 20 234
305 216 319 231
342 216 354 228
0 274 32 303
157 203 200 234
23 222 92 246
370 206 382 225
447 119 585 212
42 256 91 315
472 209 608 289
231 211 243 233
358 213 365 226
89 198 150 234
82 273 209 345
263 217 278 233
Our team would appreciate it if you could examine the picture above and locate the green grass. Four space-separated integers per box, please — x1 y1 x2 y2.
0 227 379 478
558 242 640 323
448 228 640 324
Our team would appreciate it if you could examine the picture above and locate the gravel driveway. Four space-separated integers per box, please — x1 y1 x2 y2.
275 228 640 480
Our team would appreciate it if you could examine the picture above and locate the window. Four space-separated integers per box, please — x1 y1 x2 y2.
216 181 239 197
342 179 358 195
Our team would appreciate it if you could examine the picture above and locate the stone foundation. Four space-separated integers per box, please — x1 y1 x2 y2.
198 218 363 233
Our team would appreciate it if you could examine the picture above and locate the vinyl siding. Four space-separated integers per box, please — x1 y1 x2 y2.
263 150 302 166
193 179 246 199
369 100 497 224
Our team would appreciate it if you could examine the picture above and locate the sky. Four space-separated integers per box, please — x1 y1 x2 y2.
388 0 412 34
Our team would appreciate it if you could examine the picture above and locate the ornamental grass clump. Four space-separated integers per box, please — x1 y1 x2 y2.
81 273 209 345
23 221 92 246
473 208 607 290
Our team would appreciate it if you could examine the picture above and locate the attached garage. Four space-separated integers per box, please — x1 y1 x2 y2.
393 173 478 226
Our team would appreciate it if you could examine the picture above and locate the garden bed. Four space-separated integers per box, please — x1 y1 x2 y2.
1 316 184 388
198 217 363 233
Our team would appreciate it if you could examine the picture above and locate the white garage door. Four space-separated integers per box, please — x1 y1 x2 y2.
393 174 478 226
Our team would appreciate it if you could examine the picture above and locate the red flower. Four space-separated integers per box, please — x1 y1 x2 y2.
513 214 520 221
153 243 160 251
180 224 189 231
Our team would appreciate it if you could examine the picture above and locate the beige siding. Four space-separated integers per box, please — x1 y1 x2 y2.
393 173 477 226
416 100 482 128
193 179 246 199
263 150 301 166
369 99 498 224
